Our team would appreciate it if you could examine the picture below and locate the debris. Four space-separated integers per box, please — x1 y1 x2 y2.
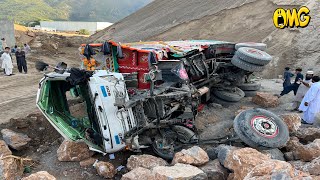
10 118 29 129
121 167 155 180
152 163 207 180
21 171 56 180
172 146 209 166
109 153 115 160
244 160 312 179
57 140 93 162
223 148 270 180
285 137 320 161
80 158 97 167
279 113 301 133
0 140 12 157
95 161 117 179
234 106 254 117
252 92 280 108
199 159 229 180
116 165 125 172
261 149 285 161
1 129 31 150
126 154 168 171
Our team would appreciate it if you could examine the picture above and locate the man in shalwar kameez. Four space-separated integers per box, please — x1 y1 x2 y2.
0 47 13 76
299 76 320 125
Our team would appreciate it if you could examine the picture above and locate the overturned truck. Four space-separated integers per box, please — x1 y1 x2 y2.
36 40 289 159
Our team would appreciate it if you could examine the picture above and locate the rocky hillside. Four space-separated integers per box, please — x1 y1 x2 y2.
91 0 320 78
0 0 153 23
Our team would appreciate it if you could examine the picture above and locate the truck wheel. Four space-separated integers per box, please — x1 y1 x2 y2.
236 47 272 66
172 125 198 144
237 108 289 148
243 90 258 97
235 42 267 51
231 55 265 72
152 129 182 160
211 95 235 107
238 82 261 91
234 113 270 150
212 87 245 102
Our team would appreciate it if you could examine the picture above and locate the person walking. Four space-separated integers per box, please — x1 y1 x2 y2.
283 67 294 89
279 68 303 97
15 47 27 73
299 76 320 125
0 47 13 76
292 71 314 111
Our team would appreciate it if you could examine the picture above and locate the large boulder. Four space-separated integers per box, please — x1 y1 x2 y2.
290 157 320 176
126 154 168 171
0 140 12 157
95 161 117 179
0 157 22 180
252 92 280 108
295 127 320 143
1 129 31 150
57 140 93 162
261 149 285 161
121 167 155 180
223 148 270 180
244 160 312 179
172 146 209 166
286 137 320 161
152 163 207 180
22 171 56 180
199 159 229 180
279 113 301 133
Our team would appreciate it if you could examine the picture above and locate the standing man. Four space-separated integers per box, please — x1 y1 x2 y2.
279 68 304 96
15 47 27 73
1 38 7 51
0 47 13 76
292 71 314 111
23 44 31 54
283 67 294 89
299 76 320 124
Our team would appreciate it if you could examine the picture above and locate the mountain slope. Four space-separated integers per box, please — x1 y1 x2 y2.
0 0 153 23
91 0 320 78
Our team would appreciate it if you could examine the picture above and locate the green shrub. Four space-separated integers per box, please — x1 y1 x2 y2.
79 29 90 35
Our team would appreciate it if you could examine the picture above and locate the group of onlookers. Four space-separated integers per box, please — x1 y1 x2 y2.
278 67 320 125
0 38 30 76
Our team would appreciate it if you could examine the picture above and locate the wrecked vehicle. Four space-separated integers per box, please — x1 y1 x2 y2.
36 40 289 159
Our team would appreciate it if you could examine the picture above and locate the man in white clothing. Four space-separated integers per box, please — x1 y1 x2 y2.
292 71 314 111
299 76 320 124
0 47 13 76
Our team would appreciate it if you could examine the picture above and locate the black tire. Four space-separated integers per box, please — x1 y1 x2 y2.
152 126 197 160
236 47 272 66
244 90 258 97
237 108 289 148
234 113 270 150
212 87 245 102
235 42 267 51
231 55 265 72
238 82 261 91
211 95 235 107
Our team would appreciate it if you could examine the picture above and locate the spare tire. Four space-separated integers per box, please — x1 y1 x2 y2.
213 87 245 102
231 55 265 72
236 47 272 66
243 90 258 97
236 108 289 148
238 82 261 91
235 42 267 51
211 95 235 107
